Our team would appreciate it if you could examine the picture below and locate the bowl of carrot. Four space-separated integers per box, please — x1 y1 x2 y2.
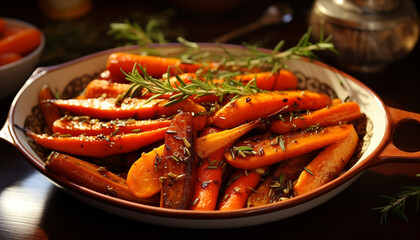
0 17 44 98
1 40 420 228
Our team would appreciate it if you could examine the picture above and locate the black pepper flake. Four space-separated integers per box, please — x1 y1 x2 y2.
245 97 251 103
282 98 288 102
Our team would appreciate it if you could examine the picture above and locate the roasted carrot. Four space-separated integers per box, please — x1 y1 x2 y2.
52 117 171 136
0 28 42 55
293 125 358 196
39 85 62 132
127 145 164 198
234 70 298 91
106 52 215 82
25 127 168 157
211 90 332 129
0 52 22 66
45 151 159 205
158 112 196 209
82 79 132 98
48 97 207 120
247 152 315 207
191 127 228 210
225 124 355 169
218 167 268 210
195 120 260 159
269 102 361 134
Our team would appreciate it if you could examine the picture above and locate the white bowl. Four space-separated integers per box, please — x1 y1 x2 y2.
1 43 420 228
0 18 45 98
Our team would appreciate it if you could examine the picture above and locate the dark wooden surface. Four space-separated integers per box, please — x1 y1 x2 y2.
1 1 420 239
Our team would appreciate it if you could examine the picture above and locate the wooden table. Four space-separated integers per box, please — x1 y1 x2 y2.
1 1 419 239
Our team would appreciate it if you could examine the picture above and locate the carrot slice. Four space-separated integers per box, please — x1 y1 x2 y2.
211 90 332 129
195 120 260 159
247 152 315 207
269 102 361 134
127 145 164 198
158 112 196 209
39 85 62 132
0 52 22 66
0 28 42 55
49 97 206 120
234 70 298 91
25 127 168 157
218 167 268 210
293 125 358 196
191 127 228 210
45 151 159 205
225 124 354 169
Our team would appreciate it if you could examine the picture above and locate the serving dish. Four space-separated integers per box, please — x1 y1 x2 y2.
1 43 419 229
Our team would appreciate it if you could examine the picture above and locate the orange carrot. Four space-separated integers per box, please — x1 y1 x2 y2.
191 127 228 210
25 127 168 157
45 151 159 205
247 153 315 207
0 52 22 66
127 145 164 198
218 167 268 210
39 85 62 132
269 102 361 134
293 125 358 196
225 124 355 169
52 117 171 136
158 112 196 209
48 97 207 120
211 90 332 129
195 120 260 159
0 28 42 55
234 70 298 91
106 52 215 82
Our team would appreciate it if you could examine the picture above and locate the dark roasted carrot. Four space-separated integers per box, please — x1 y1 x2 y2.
127 145 164 198
0 28 42 55
195 120 260 159
191 127 228 210
247 153 315 207
52 117 171 136
234 70 298 91
25 127 168 157
225 124 355 169
0 52 22 66
218 167 268 210
158 112 196 209
211 90 332 129
106 52 215 82
293 125 358 196
45 151 159 205
48 97 207 120
269 102 361 134
39 85 62 132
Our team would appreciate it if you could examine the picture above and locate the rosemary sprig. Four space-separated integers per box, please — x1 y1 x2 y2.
123 66 265 106
373 185 420 225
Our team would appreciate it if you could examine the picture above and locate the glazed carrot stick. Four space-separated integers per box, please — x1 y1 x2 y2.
269 102 361 134
39 85 62 132
234 70 298 91
127 145 164 198
52 117 171 136
225 124 355 169
191 127 228 210
45 151 159 205
0 52 22 66
211 90 332 129
218 167 268 210
0 28 42 55
195 120 260 159
106 52 215 82
158 112 196 209
25 127 168 157
247 152 315 207
293 125 358 196
48 97 207 120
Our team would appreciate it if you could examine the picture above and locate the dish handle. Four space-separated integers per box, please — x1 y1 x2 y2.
0 119 15 146
371 106 420 167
